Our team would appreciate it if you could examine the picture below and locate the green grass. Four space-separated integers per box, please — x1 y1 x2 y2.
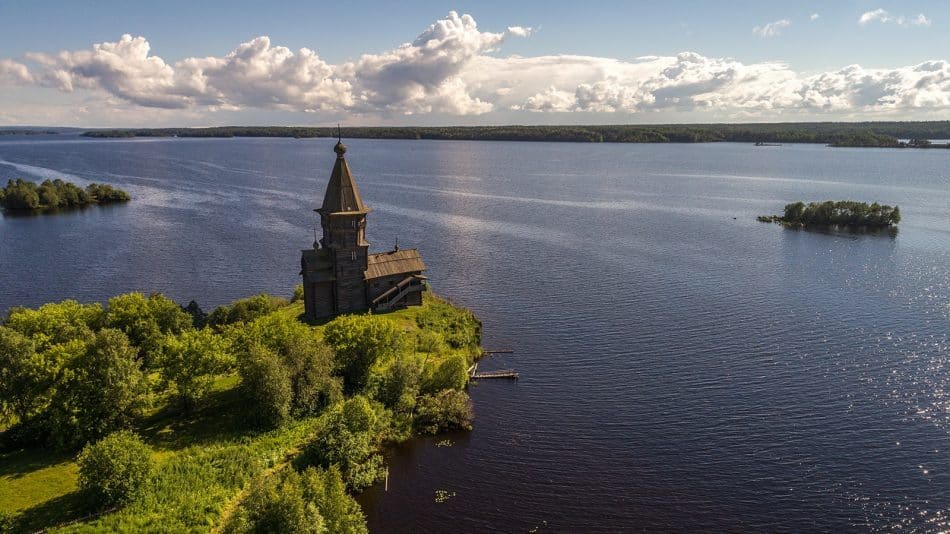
0 448 79 516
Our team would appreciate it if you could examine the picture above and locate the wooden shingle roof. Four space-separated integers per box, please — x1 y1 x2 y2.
318 141 370 215
365 248 426 280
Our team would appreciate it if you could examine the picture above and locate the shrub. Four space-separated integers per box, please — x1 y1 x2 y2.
226 466 366 534
77 430 153 508
415 389 474 435
282 334 342 418
161 328 234 409
291 283 305 303
300 397 385 491
374 357 421 412
207 294 288 327
238 344 292 428
422 354 469 394
414 298 481 350
228 469 321 533
323 315 402 394
0 510 15 534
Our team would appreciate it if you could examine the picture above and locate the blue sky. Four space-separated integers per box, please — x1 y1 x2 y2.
1 1 948 126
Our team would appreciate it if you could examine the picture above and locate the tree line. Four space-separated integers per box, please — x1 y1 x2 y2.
81 121 950 147
1 178 130 211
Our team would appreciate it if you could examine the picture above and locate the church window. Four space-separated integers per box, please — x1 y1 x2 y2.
351 251 357 261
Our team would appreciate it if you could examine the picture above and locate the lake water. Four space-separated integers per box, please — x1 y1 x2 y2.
1 135 948 532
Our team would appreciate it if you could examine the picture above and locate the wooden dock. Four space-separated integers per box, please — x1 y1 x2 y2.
471 369 519 380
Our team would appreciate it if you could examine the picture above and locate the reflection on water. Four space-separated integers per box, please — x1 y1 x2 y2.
0 135 948 531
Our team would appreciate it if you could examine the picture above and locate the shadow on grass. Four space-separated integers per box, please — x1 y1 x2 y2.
0 447 73 480
13 490 90 533
136 382 257 452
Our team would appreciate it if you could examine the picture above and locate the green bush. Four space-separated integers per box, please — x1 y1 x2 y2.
282 334 342 418
323 315 402 394
238 345 292 428
291 283 305 303
423 354 469 394
373 356 421 412
77 430 153 508
415 389 474 435
0 510 15 534
161 328 234 409
414 298 481 350
207 294 288 327
300 397 385 491
225 466 366 534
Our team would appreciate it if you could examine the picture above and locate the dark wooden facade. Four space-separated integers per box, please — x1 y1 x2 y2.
301 141 426 318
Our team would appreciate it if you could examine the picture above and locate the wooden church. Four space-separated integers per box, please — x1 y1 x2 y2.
300 139 426 318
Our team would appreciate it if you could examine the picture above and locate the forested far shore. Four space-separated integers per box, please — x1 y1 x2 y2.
80 121 950 147
0 290 480 532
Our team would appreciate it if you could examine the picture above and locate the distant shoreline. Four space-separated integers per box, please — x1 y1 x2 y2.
75 122 950 148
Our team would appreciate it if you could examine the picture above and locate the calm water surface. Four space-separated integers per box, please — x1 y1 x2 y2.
1 135 948 532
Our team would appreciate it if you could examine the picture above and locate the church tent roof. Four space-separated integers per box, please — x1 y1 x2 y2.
318 141 370 215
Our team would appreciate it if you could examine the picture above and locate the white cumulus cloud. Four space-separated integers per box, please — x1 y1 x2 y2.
2 11 950 124
859 9 931 27
753 19 791 37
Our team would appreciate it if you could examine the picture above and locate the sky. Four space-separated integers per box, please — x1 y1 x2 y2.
1 0 949 126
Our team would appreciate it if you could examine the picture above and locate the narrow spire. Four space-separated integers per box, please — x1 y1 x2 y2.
320 136 368 214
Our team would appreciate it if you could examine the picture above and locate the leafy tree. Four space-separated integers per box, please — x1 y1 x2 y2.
0 327 38 424
414 389 474 435
323 315 402 394
227 469 324 534
105 292 193 368
77 430 153 508
1 179 40 210
46 329 147 448
207 294 287 327
226 466 366 534
238 344 292 429
282 333 342 418
181 300 207 328
300 466 367 534
422 354 469 395
300 397 385 491
374 356 421 412
291 284 305 303
160 328 233 409
4 299 104 349
0 329 86 428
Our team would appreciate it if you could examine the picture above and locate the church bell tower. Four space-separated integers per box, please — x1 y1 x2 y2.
317 139 370 313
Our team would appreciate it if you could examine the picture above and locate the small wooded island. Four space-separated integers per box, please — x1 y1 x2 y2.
0 178 130 212
758 201 901 228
